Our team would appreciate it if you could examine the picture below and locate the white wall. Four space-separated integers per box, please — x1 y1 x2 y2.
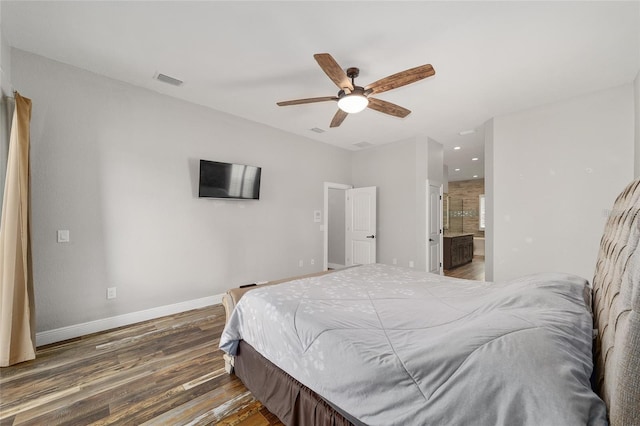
635 71 640 178
351 136 432 271
488 85 635 282
11 50 352 332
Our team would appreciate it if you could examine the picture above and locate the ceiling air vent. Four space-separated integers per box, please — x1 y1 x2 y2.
310 127 325 134
154 72 184 87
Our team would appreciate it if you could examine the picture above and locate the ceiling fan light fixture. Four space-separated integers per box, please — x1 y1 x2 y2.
338 94 369 114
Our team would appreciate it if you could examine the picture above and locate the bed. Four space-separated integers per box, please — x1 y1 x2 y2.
220 178 639 426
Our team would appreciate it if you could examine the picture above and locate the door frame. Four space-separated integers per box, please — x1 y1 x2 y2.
426 179 444 275
323 182 353 271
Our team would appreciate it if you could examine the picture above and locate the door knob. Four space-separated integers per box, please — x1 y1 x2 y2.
366 235 375 239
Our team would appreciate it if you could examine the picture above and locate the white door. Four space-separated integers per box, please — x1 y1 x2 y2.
428 184 442 274
345 186 377 265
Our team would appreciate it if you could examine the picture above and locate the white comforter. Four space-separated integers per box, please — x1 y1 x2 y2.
220 264 608 425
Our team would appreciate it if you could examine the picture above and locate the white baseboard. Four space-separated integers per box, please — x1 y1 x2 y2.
328 262 346 270
35 294 224 347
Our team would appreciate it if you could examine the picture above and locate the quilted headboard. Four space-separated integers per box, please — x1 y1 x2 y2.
592 178 640 426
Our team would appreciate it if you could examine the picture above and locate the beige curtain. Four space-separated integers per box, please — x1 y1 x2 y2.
0 92 35 367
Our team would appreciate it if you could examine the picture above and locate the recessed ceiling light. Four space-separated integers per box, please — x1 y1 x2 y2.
454 146 461 150
472 157 479 161
455 168 461 171
459 129 476 136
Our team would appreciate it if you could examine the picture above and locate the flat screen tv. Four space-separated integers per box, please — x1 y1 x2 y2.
199 159 261 200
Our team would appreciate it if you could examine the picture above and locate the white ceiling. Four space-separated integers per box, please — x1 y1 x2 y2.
2 1 639 181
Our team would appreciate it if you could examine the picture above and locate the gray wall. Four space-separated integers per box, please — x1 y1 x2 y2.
351 136 431 271
12 49 352 332
486 84 635 282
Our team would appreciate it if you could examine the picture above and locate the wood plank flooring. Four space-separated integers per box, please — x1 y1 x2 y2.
0 304 281 426
444 255 485 281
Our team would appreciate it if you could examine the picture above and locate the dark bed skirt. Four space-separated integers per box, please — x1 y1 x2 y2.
234 340 355 426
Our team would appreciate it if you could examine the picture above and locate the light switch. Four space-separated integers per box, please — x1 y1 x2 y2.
57 230 70 243
314 210 321 223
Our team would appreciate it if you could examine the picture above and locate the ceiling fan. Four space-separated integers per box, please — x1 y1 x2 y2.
277 53 435 128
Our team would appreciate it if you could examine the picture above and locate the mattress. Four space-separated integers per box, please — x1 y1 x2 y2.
220 263 607 425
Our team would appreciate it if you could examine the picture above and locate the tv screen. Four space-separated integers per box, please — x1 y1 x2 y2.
199 159 261 200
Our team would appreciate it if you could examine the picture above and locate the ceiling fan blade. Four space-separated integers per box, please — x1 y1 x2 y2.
330 109 349 128
314 53 354 92
365 64 435 95
277 96 337 106
367 98 411 118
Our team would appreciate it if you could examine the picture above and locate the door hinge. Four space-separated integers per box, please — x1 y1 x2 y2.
439 229 442 234
439 195 442 200
440 262 442 267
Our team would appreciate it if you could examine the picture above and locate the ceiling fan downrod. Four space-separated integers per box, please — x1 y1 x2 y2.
346 67 360 89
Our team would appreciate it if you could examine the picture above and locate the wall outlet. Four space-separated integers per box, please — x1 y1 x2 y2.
310 259 315 265
107 287 117 299
409 261 415 268
392 258 397 265
298 260 304 267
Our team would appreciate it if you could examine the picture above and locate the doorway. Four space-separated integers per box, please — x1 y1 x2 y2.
442 178 486 281
324 183 351 270
323 183 377 270
326 186 348 269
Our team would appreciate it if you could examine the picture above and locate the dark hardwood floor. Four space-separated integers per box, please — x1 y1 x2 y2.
0 304 281 426
444 255 485 281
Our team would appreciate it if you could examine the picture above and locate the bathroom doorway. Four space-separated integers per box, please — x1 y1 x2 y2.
443 178 485 281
